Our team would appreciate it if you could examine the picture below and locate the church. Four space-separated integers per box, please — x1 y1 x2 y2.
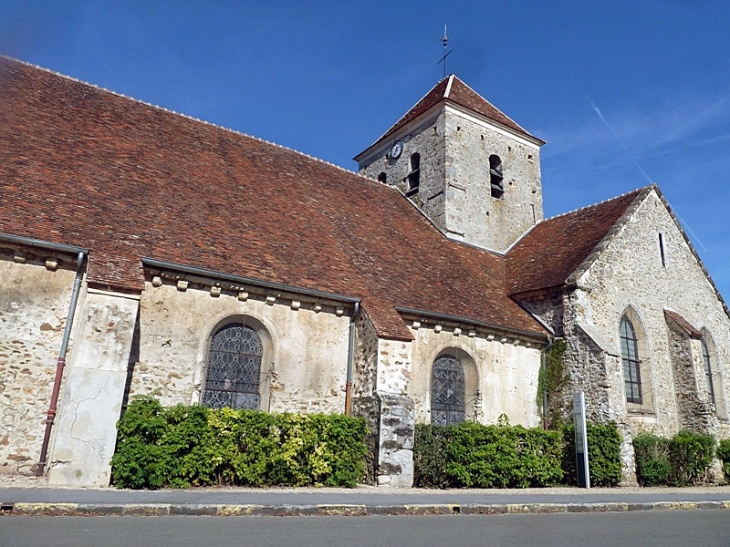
1 56 728 487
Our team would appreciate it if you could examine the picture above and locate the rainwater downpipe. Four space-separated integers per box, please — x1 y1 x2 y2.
344 301 361 416
36 251 86 476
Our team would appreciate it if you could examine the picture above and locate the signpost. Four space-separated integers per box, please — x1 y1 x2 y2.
573 391 590 488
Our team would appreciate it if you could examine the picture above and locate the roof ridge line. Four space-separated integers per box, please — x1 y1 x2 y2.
444 74 454 98
544 185 653 223
2 56 368 183
368 75 451 145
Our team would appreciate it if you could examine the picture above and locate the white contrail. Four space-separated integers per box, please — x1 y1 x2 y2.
586 97 708 253
587 98 653 185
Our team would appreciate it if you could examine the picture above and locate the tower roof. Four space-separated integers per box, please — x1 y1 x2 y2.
359 75 543 158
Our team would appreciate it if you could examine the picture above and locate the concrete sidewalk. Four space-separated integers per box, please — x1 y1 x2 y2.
2 476 730 517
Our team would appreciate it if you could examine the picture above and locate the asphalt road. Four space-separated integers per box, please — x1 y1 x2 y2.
2 511 729 547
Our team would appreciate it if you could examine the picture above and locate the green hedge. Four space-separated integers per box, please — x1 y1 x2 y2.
633 431 715 486
110 396 367 489
414 421 623 488
413 422 564 488
717 438 730 482
561 422 622 487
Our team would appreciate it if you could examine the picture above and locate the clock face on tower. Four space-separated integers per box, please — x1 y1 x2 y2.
390 140 403 159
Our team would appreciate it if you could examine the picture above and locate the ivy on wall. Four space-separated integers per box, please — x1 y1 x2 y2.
536 338 568 425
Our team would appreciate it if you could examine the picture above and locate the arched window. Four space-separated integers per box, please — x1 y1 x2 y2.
378 172 387 183
431 355 465 425
700 331 726 419
620 315 642 404
406 153 420 197
701 337 716 407
489 154 504 198
203 323 263 410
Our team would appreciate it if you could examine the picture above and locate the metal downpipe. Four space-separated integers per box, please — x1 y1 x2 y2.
35 251 86 476
344 302 360 416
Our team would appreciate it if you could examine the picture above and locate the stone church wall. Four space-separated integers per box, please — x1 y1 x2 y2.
406 322 543 427
568 190 730 439
127 278 352 415
359 112 447 228
0 252 78 476
441 108 543 252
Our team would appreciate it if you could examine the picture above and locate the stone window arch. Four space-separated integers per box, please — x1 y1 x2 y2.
406 153 420 197
619 308 653 411
701 330 727 419
429 349 480 425
489 154 504 198
202 321 267 410
431 354 465 425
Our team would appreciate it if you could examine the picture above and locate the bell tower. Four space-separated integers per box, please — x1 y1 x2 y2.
355 75 545 253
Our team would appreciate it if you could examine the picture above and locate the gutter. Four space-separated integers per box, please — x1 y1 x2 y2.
394 306 549 343
0 233 87 255
142 258 360 305
36 251 87 475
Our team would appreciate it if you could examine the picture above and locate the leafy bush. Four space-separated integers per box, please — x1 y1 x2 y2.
717 438 730 482
633 434 671 486
111 396 367 489
634 431 715 486
413 423 454 488
562 422 622 487
413 422 563 488
668 431 715 486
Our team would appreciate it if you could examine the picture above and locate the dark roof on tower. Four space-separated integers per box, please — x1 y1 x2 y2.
359 75 543 158
0 57 547 342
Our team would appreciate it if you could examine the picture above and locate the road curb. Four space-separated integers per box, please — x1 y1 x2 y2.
2 500 730 517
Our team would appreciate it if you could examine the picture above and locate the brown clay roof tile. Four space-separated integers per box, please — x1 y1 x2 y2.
507 189 646 295
0 58 546 341
370 75 542 149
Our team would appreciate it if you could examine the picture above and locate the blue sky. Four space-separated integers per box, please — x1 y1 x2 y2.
2 1 730 296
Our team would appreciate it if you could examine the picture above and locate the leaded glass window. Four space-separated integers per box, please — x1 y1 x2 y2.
431 355 466 425
701 338 717 407
203 323 262 410
620 316 642 404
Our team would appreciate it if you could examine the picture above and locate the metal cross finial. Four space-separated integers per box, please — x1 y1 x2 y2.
438 24 452 79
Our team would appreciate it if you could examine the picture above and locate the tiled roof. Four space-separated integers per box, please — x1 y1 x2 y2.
0 57 546 341
371 75 542 148
507 188 647 295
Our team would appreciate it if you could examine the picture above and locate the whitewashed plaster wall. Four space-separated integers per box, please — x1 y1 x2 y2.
129 280 352 416
48 289 139 487
0 254 77 476
569 190 730 439
407 325 543 428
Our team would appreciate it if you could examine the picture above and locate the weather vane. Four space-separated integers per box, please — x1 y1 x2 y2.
438 24 452 79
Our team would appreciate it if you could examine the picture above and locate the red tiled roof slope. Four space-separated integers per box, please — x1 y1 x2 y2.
507 189 646 295
374 75 540 147
0 58 546 340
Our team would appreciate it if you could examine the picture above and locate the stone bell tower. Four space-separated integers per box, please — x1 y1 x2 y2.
355 75 545 253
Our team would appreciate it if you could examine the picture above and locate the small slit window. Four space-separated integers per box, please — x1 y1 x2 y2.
659 233 666 268
489 154 504 198
406 153 420 197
